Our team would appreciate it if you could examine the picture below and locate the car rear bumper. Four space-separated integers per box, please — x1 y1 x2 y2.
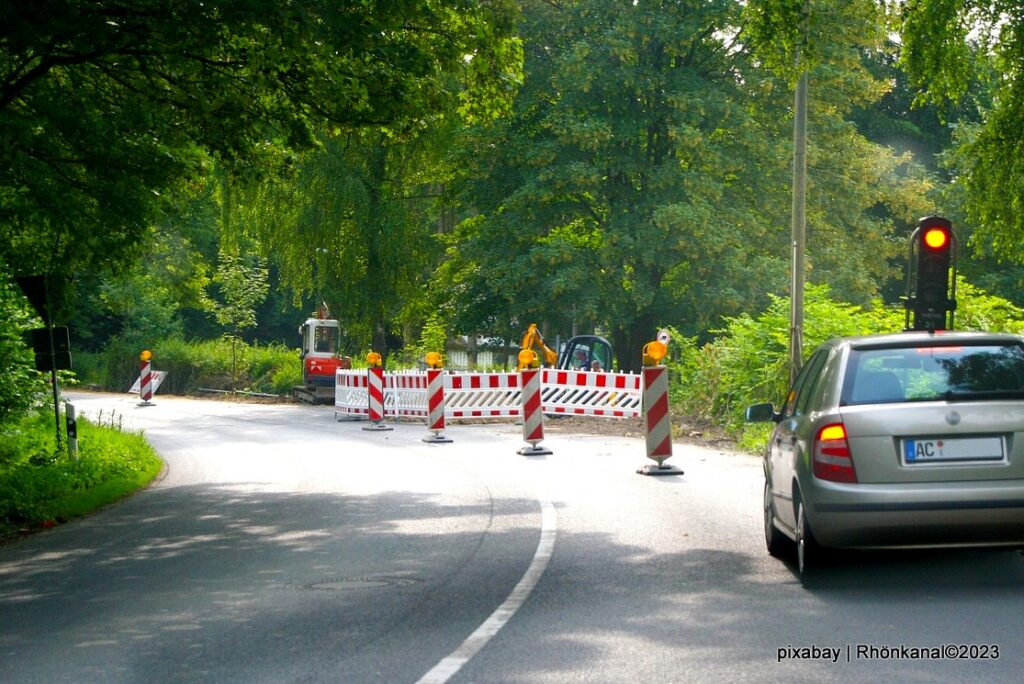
805 479 1024 549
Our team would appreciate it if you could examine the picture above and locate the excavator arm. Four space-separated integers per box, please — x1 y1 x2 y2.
518 323 559 370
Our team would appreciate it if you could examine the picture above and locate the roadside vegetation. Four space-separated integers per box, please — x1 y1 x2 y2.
0 410 161 544
74 338 304 398
669 279 1024 452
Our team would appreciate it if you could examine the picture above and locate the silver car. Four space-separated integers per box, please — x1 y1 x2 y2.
746 331 1024 578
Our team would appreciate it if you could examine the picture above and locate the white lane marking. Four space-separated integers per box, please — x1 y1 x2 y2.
416 498 557 684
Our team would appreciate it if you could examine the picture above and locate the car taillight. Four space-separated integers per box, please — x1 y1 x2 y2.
813 423 858 483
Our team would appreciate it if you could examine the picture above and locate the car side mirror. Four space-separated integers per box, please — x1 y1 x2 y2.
745 402 780 423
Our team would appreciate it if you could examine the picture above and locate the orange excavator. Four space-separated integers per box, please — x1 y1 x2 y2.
517 323 614 372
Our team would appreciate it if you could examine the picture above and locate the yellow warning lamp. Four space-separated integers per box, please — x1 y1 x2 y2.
140 350 153 362
425 352 443 369
366 351 382 367
517 349 539 370
642 342 666 367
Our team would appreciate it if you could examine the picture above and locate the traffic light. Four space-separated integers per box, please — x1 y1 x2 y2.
907 216 956 331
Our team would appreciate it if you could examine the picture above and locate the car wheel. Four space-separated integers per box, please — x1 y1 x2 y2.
795 499 820 579
763 481 788 557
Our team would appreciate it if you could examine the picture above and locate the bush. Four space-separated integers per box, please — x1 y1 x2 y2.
72 336 303 396
158 337 233 392
69 351 106 388
270 361 303 395
0 410 161 539
670 285 901 438
669 278 1024 452
246 343 301 394
0 274 48 423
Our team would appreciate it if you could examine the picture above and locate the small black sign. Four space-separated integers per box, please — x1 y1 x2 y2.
29 326 72 372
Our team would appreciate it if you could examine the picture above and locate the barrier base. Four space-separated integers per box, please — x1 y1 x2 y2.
363 422 393 432
422 432 453 444
636 463 684 476
137 400 154 407
517 444 553 456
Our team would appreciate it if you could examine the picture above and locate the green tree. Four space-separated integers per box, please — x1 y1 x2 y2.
237 129 452 363
212 250 269 388
2 1 522 418
900 0 1024 261
1 0 523 287
213 252 269 340
445 0 930 370
0 271 47 423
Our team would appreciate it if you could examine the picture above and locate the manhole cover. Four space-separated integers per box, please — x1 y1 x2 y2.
300 576 423 591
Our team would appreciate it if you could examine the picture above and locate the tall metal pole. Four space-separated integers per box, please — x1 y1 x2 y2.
48 321 62 451
789 69 808 386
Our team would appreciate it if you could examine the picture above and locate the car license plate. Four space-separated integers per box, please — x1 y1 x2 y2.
902 437 1005 464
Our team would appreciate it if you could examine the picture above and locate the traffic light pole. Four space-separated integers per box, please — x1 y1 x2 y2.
790 68 808 386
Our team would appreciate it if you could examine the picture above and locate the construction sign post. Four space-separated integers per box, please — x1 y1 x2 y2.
138 350 155 406
517 366 552 456
515 349 551 456
422 352 452 444
362 352 393 432
637 330 683 476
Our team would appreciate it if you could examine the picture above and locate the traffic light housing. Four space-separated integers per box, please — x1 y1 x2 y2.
906 216 956 331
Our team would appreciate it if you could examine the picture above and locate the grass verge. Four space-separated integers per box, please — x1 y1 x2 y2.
0 410 162 544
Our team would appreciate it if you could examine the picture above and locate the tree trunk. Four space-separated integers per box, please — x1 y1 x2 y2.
373 323 388 369
467 334 479 370
613 313 658 373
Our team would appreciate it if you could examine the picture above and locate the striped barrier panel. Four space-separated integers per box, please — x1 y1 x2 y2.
139 360 154 404
444 372 521 419
635 363 682 475
336 370 519 420
517 368 551 455
334 369 643 421
363 366 393 431
422 368 453 443
129 370 167 395
335 370 369 418
540 369 642 418
642 365 673 464
366 367 387 422
389 371 429 419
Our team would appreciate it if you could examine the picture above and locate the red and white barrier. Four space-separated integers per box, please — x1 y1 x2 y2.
363 366 392 431
389 371 429 419
541 369 642 417
335 368 643 422
422 368 452 443
517 368 552 456
335 370 369 419
637 365 682 475
139 359 154 406
329 344 678 473
445 372 521 418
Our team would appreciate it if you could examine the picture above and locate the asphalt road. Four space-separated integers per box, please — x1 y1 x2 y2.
2 392 1023 683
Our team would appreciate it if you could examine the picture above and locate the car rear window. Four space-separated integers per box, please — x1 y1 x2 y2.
841 341 1024 405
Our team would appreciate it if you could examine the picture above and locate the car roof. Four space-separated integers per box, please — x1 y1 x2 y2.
823 330 1024 351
